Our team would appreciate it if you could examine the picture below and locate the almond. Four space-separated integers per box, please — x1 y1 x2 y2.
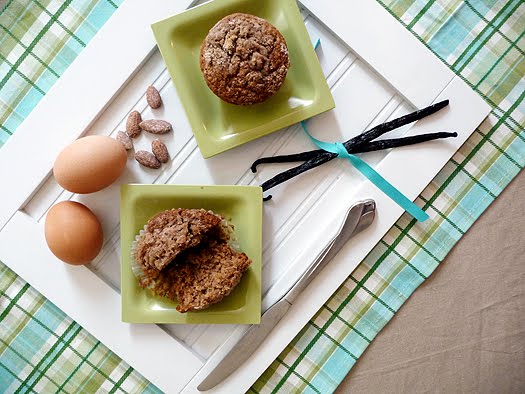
116 131 133 150
146 85 162 109
139 119 172 134
152 139 169 163
135 150 161 169
126 111 142 138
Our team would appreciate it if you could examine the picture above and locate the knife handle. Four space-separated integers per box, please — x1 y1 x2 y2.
282 200 373 305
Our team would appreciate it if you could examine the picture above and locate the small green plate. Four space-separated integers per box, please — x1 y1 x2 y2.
120 184 262 324
151 0 335 158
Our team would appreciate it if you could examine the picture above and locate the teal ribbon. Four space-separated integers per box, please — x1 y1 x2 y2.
301 122 429 222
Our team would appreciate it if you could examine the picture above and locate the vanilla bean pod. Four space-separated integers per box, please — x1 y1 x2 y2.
252 100 450 173
351 131 458 153
251 150 321 172
349 99 449 148
252 131 457 173
261 131 458 199
261 154 334 200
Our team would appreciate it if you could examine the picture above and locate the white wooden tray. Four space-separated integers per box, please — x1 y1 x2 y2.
0 0 490 392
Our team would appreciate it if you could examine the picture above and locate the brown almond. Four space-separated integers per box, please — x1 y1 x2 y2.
152 139 169 163
139 119 172 134
146 85 162 109
135 150 161 169
116 131 133 150
126 111 142 138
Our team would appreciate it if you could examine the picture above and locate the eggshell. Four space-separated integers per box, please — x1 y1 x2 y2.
45 201 103 265
53 135 127 194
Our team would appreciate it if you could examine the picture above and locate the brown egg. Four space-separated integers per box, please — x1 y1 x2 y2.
53 135 127 194
45 201 103 265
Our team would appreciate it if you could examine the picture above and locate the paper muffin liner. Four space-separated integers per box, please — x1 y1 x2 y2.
130 225 160 292
218 216 240 251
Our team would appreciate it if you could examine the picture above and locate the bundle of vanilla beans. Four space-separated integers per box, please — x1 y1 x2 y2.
251 100 456 200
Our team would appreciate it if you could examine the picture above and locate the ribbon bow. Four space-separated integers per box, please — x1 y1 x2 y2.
301 121 429 222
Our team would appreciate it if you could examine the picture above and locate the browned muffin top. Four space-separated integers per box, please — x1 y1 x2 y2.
200 13 290 105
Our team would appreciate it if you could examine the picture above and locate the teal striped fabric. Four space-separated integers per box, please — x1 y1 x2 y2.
0 0 123 148
1 0 524 393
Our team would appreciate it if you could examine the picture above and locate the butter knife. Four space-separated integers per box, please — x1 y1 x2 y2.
198 199 376 391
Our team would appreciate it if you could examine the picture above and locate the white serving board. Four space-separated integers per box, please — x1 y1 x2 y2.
0 0 490 393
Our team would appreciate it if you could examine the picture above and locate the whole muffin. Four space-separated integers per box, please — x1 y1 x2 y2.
200 13 290 105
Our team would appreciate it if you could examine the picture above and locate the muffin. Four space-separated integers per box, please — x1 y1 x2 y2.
131 208 252 313
200 13 290 105
134 208 222 270
146 240 251 313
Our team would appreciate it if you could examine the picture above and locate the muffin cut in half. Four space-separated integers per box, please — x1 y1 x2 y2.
132 208 252 313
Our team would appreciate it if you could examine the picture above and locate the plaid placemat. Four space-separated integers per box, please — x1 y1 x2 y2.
1 0 524 393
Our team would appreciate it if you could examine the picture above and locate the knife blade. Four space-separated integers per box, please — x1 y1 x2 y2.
197 200 376 391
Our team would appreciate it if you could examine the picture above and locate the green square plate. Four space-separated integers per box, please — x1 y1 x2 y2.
151 0 335 158
120 184 262 324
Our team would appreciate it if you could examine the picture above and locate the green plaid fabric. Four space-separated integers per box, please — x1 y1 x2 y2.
0 0 122 148
1 0 523 393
